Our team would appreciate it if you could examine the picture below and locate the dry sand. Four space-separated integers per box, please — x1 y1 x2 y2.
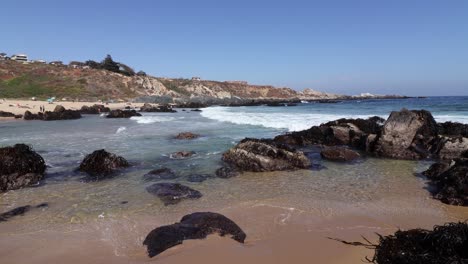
0 99 147 117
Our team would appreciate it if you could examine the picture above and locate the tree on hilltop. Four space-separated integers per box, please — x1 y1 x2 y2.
101 55 120 73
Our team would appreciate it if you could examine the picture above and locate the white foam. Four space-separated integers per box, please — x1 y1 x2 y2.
130 115 179 124
434 115 468 124
201 106 382 132
116 127 126 134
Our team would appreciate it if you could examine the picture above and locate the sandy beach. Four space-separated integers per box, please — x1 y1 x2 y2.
0 99 147 117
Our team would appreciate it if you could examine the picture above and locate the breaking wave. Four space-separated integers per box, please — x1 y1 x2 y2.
130 115 180 124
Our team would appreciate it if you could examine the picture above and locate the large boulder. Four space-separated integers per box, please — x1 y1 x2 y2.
437 121 468 137
43 109 81 121
424 159 468 206
140 103 176 113
143 212 246 257
374 109 438 159
78 149 129 177
0 144 46 192
80 104 110 114
106 109 142 118
174 132 200 140
320 146 360 162
53 105 66 113
222 138 311 172
146 183 202 205
23 111 43 120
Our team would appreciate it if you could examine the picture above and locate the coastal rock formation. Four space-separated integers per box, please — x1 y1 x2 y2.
435 136 468 160
140 103 176 113
215 166 240 178
146 183 202 205
437 121 468 137
78 149 129 177
373 109 438 159
222 138 311 172
143 168 178 182
23 110 43 120
170 151 195 159
0 111 15 117
423 159 468 206
174 132 200 140
320 147 360 162
422 161 452 179
80 104 110 114
43 106 82 121
143 212 246 257
369 222 468 264
106 109 142 118
0 144 46 192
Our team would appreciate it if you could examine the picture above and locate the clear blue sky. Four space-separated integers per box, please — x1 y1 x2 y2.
1 0 467 96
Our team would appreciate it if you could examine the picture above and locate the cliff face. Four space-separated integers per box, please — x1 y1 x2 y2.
0 60 365 101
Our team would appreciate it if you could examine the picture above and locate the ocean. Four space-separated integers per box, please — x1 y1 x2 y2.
1 96 468 263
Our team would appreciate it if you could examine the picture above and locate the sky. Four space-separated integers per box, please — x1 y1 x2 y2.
1 0 467 96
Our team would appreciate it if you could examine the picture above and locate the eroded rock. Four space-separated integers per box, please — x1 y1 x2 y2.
78 149 129 178
320 147 360 162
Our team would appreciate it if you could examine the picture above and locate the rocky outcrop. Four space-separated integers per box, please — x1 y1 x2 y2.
23 110 43 120
169 151 195 159
78 149 129 177
437 122 468 137
143 168 178 182
435 136 468 160
320 147 360 162
43 106 82 121
0 144 46 192
174 132 200 140
143 212 246 257
222 138 311 172
80 104 110 114
0 111 15 117
140 103 176 113
146 183 202 205
106 109 142 118
423 159 468 206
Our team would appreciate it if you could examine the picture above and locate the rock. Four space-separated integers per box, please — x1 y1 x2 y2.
374 109 438 159
437 121 468 137
174 132 200 140
422 161 452 180
14 114 23 119
23 111 43 120
191 109 202 112
80 104 110 114
146 183 202 205
106 109 142 118
322 116 385 135
143 168 178 181
0 203 48 222
274 126 335 146
435 136 468 160
143 212 246 257
140 103 176 113
0 111 15 117
43 109 82 121
187 174 212 183
78 149 129 177
215 166 240 178
176 102 207 108
320 147 360 162
170 151 195 159
0 144 46 192
427 159 468 206
222 138 311 172
53 105 66 112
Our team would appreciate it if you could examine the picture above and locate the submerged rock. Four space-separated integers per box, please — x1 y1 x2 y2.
174 132 200 140
143 212 246 257
320 147 360 162
222 138 311 172
170 151 196 159
78 149 129 178
374 109 439 159
186 174 212 183
143 168 178 181
146 183 202 205
0 203 48 222
215 166 240 178
106 109 142 118
0 144 46 192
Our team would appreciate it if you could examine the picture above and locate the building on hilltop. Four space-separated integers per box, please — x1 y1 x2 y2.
11 54 28 62
192 76 201 81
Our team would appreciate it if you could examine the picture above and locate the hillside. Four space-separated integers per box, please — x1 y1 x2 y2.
0 61 400 102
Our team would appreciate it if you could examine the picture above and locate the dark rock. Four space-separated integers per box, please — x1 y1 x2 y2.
143 212 246 257
53 105 66 112
317 100 341 103
370 222 468 264
23 111 43 120
140 103 176 113
0 144 46 192
174 132 200 140
175 102 207 108
143 168 178 181
222 138 311 172
422 161 452 180
320 147 360 162
14 114 22 119
434 136 468 160
187 174 212 183
427 159 468 206
266 102 284 107
170 151 196 159
437 121 468 137
374 109 439 159
274 126 336 146
0 111 15 117
78 149 129 177
215 166 240 178
106 109 142 118
191 109 202 112
43 109 82 121
146 183 202 205
0 203 48 222
322 116 385 135
80 104 110 114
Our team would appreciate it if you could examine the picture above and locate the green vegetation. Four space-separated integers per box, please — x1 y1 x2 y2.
158 78 192 96
85 55 136 76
